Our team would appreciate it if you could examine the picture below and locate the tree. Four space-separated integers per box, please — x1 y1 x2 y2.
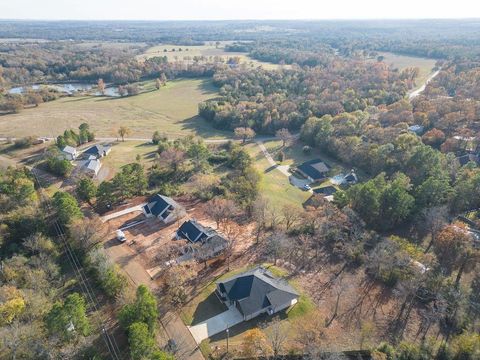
118 126 130 142
187 140 210 170
418 206 448 253
242 328 267 358
205 197 238 229
76 177 97 203
152 130 164 145
281 204 300 231
118 285 158 334
69 216 108 252
97 78 106 95
155 78 162 90
262 317 288 358
276 128 293 147
264 232 286 265
434 224 479 287
52 191 83 225
45 293 90 341
234 127 256 144
128 322 157 360
160 148 186 172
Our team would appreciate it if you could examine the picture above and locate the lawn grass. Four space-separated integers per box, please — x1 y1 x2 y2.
101 140 158 174
137 42 287 70
0 78 228 139
245 142 310 209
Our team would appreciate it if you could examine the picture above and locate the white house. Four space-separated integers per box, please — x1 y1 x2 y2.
83 159 102 177
61 146 78 161
142 194 185 224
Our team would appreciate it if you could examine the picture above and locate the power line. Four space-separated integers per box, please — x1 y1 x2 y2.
30 168 122 360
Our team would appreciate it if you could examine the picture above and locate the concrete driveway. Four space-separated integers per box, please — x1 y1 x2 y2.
101 204 146 222
188 306 244 344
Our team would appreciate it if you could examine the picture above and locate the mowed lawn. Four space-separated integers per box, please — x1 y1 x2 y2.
246 142 311 209
376 52 437 90
0 78 228 139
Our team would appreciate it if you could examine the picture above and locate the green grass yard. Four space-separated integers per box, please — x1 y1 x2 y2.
245 142 311 209
0 78 228 139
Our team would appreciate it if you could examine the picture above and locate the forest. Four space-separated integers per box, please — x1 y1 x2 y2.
1 19 480 360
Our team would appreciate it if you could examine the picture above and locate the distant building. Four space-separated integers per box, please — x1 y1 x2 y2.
408 125 425 135
61 145 77 161
83 159 102 176
296 159 330 182
84 144 111 158
215 267 299 321
143 194 185 224
457 153 480 167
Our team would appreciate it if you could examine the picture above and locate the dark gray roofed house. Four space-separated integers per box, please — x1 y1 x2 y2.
216 267 299 321
457 154 480 167
84 144 111 158
313 185 337 196
143 194 185 224
297 159 330 182
176 219 212 243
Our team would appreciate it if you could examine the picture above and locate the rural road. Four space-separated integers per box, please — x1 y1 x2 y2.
0 135 278 144
408 69 441 100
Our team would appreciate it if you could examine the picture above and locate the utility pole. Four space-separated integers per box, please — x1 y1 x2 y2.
226 323 229 355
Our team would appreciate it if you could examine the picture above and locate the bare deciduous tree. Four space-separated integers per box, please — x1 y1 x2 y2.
69 216 109 252
262 316 288 358
206 197 238 229
281 204 301 231
276 128 293 147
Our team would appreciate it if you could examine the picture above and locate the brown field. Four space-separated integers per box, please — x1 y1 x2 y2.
0 78 228 139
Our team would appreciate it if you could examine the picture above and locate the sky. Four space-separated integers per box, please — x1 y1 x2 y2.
0 0 479 21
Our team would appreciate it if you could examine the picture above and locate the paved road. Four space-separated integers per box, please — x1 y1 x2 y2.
256 141 291 177
104 240 204 360
101 204 146 222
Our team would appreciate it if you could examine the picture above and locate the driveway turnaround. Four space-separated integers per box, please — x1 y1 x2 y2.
188 306 244 344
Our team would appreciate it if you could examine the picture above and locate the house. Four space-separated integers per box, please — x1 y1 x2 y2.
61 145 77 160
313 185 337 196
84 144 111 158
83 159 102 176
296 159 330 182
176 219 216 243
142 194 185 224
408 125 425 135
193 234 229 262
457 153 480 167
215 267 299 321
343 169 358 185
176 219 229 261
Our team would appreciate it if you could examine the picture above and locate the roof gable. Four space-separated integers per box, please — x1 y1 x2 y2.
298 159 329 180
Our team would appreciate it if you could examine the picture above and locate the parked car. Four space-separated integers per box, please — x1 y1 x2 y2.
302 184 311 191
115 230 126 243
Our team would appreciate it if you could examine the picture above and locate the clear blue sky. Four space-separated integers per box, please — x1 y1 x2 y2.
1 0 479 20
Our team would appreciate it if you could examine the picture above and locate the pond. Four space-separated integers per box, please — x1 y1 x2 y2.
8 82 121 97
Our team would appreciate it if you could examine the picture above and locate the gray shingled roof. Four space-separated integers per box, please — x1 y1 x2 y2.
217 267 298 317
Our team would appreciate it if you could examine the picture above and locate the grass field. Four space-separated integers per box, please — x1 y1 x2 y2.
0 78 228 139
137 42 287 70
245 142 311 209
376 52 437 90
